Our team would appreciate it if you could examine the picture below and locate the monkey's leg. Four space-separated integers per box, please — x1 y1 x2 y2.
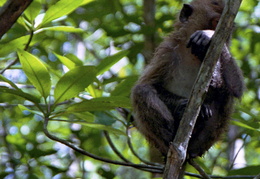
187 90 233 158
132 83 175 156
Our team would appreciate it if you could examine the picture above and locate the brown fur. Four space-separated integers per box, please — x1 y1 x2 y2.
131 0 244 158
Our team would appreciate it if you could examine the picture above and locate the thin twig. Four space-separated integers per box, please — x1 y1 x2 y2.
189 159 211 179
229 135 248 170
103 130 131 163
116 107 163 167
185 172 256 179
126 126 163 167
43 117 163 173
212 176 255 179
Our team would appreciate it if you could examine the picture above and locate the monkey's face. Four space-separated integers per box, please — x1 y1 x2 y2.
180 0 224 31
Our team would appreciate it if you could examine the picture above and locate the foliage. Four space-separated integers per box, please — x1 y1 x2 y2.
0 0 259 178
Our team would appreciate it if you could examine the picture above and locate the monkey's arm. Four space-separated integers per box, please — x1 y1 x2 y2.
220 45 244 98
187 30 244 98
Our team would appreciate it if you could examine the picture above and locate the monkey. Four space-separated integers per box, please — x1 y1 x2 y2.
131 0 244 159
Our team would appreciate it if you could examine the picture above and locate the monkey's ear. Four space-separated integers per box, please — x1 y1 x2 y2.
179 4 193 23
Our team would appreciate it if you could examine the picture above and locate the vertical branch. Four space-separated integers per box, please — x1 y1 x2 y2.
163 0 243 178
143 0 156 64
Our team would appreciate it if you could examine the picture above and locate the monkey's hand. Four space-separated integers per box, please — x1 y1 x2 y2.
199 104 213 120
187 30 214 61
174 99 212 120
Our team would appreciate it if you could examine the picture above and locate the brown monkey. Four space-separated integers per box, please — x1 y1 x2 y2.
131 0 244 158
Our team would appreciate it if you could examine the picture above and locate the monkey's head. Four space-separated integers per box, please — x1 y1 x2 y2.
179 0 224 31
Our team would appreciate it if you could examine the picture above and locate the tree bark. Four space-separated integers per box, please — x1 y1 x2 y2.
163 0 243 178
0 0 33 39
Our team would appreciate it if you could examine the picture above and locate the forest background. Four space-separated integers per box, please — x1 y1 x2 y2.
0 0 259 178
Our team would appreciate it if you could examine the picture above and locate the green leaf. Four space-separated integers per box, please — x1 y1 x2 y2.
95 112 116 126
18 50 51 99
35 26 84 34
111 76 138 96
86 84 102 98
228 166 260 175
24 0 42 22
54 66 97 104
0 87 40 103
73 112 95 123
41 0 83 26
0 36 30 57
65 54 83 66
96 50 129 75
53 52 76 70
0 75 20 90
81 0 94 5
0 0 5 6
80 122 126 136
67 96 131 113
231 120 260 132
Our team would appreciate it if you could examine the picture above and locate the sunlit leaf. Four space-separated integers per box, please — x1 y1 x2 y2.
67 96 131 113
64 54 83 66
81 0 94 6
96 50 129 75
0 36 30 57
54 52 76 70
110 76 138 96
54 66 97 104
86 84 103 98
24 0 42 22
35 26 84 34
18 50 51 99
41 0 83 26
0 0 5 6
